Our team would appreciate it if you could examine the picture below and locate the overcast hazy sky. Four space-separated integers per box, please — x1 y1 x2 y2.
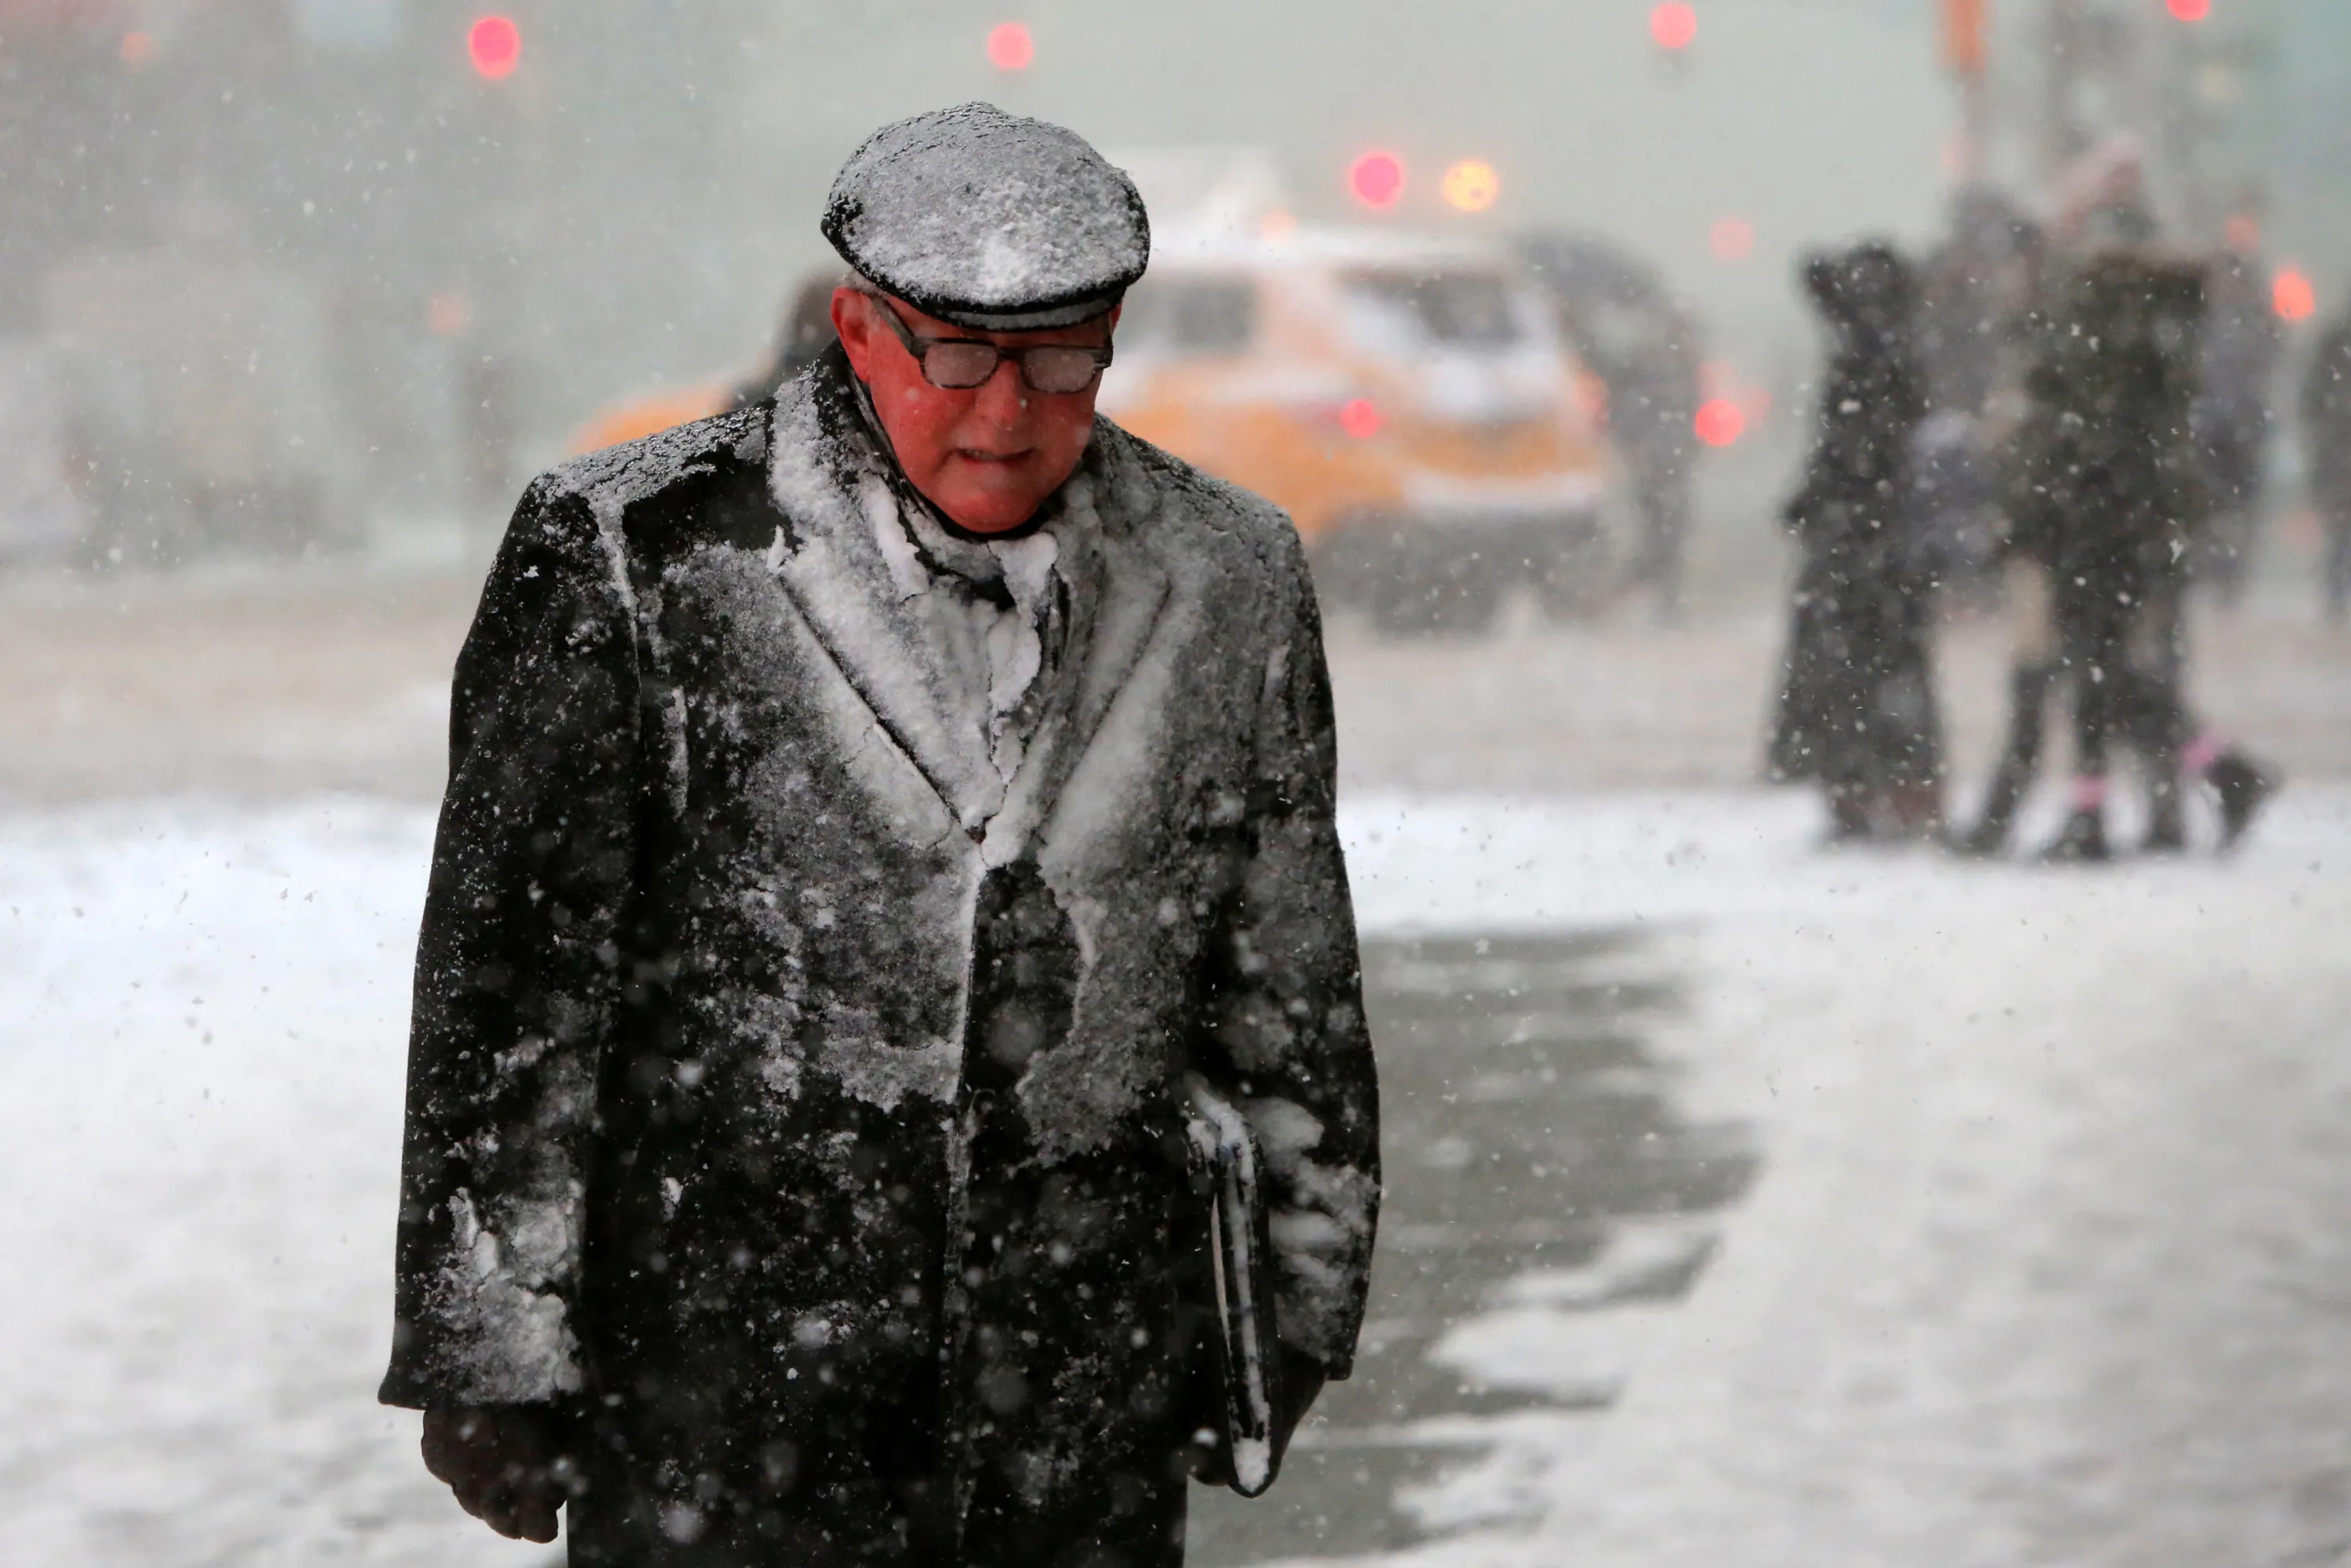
735 0 1953 368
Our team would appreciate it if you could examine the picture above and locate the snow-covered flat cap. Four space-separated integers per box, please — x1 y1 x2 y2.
821 103 1149 331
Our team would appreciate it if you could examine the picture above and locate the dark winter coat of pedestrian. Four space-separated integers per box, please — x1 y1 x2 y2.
1913 186 2042 598
1769 241 1944 840
1974 251 2276 859
2299 299 2351 621
379 103 1381 1568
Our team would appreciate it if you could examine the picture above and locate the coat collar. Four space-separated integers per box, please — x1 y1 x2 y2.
763 353 1169 856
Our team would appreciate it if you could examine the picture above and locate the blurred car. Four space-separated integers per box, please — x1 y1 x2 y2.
568 384 734 456
1099 226 1610 635
570 239 1608 639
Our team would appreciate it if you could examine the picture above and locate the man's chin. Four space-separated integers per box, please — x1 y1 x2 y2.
929 478 1053 534
937 503 1045 535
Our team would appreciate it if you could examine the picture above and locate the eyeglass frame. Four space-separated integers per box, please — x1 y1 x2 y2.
857 290 1115 394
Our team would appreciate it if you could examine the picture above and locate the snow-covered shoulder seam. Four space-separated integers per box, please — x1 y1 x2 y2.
540 403 769 515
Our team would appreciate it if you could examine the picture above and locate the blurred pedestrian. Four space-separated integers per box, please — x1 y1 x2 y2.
2193 245 2284 604
1967 251 2277 860
2046 137 2161 253
1769 241 1943 842
1610 304 1702 618
380 103 1379 1566
2298 292 2351 623
1515 234 1701 620
1914 187 2043 602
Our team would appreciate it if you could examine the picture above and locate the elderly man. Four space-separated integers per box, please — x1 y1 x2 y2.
379 103 1380 1567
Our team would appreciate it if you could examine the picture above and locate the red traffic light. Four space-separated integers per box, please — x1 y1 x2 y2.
1349 150 1405 210
1694 398 1744 447
468 14 520 80
2166 0 2210 20
1651 3 1697 51
986 22 1034 71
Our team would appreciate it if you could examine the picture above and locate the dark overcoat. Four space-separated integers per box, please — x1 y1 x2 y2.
2006 256 2208 599
379 349 1381 1566
2003 255 2208 777
1769 244 1943 797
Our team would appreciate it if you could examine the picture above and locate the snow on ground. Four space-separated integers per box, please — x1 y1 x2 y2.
1522 802 2351 1568
3 787 2349 1564
1314 788 2351 1568
0 802 470 1567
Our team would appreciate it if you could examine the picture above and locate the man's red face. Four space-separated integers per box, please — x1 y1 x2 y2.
831 287 1116 535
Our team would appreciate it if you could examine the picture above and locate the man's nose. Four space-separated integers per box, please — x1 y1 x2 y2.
970 356 1031 427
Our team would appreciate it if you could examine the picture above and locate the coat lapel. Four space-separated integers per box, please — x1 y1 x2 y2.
1063 508 1171 771
759 370 1176 854
978 436 1173 864
762 379 1006 835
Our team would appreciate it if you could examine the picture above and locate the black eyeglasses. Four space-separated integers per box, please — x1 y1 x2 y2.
861 293 1114 395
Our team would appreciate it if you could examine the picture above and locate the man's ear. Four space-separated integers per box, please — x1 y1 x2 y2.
831 287 876 382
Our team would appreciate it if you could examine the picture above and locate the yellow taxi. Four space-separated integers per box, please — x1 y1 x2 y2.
1099 226 1610 634
568 386 733 456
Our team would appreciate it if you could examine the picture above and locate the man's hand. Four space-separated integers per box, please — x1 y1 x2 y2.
421 1403 574 1543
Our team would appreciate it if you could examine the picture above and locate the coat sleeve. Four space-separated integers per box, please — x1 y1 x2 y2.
1198 529 1381 1380
379 476 643 1410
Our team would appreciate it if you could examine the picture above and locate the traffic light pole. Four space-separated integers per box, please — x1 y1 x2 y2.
1942 0 1991 181
2041 0 2092 184
1959 67 1990 181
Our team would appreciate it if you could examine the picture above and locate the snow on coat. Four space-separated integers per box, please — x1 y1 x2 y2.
2008 252 2209 590
379 345 1379 1563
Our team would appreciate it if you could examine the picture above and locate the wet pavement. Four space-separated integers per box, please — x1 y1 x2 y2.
1186 932 1759 1566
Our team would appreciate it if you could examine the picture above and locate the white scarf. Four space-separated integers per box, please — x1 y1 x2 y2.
860 475 1071 813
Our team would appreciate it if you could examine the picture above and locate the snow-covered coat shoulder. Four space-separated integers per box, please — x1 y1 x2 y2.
380 349 1378 1558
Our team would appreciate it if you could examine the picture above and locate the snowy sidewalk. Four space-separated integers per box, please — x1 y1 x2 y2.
4 788 2349 1565
1339 788 2351 1568
1534 829 2351 1568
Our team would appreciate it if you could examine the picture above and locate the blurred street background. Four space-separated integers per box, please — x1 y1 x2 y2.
6 1 2351 1565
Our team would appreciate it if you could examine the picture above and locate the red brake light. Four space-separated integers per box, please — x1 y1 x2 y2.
1338 399 1385 440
